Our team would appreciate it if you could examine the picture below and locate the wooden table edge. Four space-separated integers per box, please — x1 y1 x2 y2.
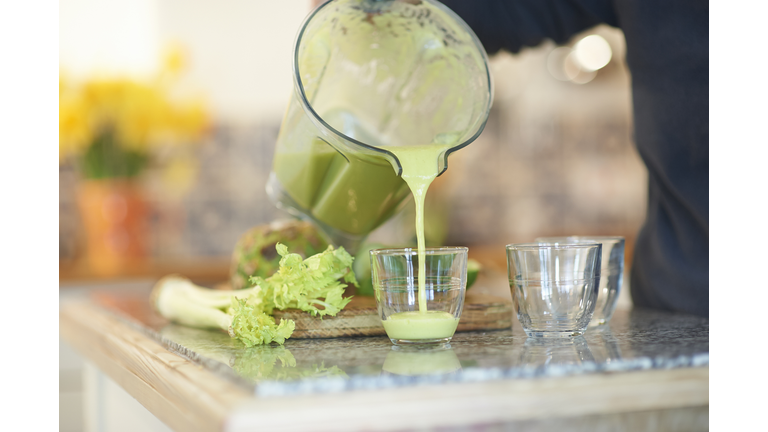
60 301 252 432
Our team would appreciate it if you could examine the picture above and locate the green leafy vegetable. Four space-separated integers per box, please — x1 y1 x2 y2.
229 298 295 346
249 243 357 317
151 243 357 347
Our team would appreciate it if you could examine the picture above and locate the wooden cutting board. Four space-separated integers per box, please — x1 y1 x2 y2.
273 291 513 338
93 275 514 340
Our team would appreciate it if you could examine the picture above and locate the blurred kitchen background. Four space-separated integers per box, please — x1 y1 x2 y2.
59 0 646 278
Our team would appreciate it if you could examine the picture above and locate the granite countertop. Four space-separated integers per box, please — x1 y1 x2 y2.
159 308 709 397
76 281 709 398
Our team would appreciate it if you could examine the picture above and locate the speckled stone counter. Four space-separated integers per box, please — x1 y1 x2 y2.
86 283 709 398
61 280 710 431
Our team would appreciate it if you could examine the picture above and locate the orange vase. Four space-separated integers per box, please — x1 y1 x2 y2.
76 180 150 276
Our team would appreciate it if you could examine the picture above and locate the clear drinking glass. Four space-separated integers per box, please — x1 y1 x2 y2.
506 243 602 338
535 236 625 326
370 247 468 346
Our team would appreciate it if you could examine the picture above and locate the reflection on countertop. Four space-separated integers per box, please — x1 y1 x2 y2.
147 305 707 397
382 345 462 377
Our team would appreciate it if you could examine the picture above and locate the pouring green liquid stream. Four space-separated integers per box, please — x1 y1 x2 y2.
382 145 459 340
387 145 442 313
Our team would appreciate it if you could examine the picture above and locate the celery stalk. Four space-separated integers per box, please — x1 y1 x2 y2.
151 275 293 347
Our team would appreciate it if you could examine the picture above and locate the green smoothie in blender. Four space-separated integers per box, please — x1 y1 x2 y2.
268 0 492 255
273 139 410 238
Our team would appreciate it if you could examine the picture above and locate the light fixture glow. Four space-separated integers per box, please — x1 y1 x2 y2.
573 35 612 72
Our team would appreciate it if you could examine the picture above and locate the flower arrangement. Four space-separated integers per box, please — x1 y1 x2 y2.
59 45 209 179
59 45 210 275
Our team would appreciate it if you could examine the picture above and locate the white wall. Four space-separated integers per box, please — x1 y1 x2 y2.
60 0 161 78
60 0 314 124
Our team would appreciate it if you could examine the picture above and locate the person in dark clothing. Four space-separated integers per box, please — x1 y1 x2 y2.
440 0 709 317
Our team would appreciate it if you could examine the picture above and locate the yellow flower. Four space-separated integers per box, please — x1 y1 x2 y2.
113 81 168 151
59 76 93 162
58 42 209 174
168 98 209 145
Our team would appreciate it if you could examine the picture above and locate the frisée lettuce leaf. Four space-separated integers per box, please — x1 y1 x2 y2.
249 243 357 317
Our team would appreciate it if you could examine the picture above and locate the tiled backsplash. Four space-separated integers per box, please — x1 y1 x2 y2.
59 28 648 262
430 108 646 247
59 123 289 260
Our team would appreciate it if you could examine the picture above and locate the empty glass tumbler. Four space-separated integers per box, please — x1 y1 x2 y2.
370 247 468 346
506 243 602 338
535 236 625 326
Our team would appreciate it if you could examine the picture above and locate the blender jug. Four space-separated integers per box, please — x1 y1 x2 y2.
267 0 492 253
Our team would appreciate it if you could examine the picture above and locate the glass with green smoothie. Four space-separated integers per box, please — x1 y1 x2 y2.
370 247 468 345
266 0 493 253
